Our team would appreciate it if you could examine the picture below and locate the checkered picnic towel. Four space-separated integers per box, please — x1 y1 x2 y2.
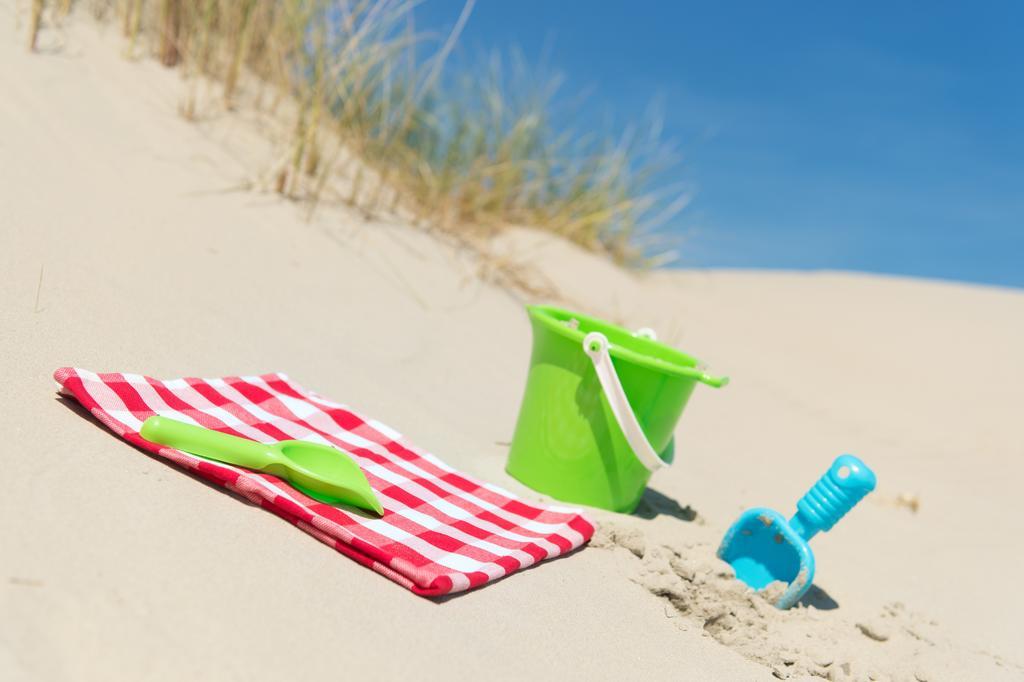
54 367 594 596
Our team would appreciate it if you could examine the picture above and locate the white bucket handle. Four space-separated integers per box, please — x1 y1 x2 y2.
582 331 667 473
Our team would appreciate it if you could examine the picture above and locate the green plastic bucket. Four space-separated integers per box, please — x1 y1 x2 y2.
506 305 728 513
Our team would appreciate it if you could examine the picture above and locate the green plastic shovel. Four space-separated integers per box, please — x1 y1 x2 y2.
139 416 384 515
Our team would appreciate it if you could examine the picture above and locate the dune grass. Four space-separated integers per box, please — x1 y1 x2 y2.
27 0 682 265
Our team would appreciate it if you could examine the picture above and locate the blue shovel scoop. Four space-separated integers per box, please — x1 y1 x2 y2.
717 454 876 609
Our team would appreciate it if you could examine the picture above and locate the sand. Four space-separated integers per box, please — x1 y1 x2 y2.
3 5 1024 681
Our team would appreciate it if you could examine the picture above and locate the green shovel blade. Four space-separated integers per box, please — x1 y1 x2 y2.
140 416 384 516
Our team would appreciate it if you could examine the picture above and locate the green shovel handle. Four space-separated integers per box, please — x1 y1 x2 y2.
140 416 275 470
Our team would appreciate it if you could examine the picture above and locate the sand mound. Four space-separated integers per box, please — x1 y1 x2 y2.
594 520 1021 681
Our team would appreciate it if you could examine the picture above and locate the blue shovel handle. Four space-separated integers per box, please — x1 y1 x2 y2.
789 454 876 542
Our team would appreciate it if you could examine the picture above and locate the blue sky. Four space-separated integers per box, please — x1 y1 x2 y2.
414 2 1023 288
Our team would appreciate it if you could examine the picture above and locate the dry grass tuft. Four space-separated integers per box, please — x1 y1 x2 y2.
28 0 45 50
29 0 684 266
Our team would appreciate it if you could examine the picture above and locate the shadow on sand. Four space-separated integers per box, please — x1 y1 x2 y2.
633 487 700 522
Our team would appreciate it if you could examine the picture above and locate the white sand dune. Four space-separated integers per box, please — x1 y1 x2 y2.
3 6 1023 681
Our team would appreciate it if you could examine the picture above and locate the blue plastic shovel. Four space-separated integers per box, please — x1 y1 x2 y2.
717 454 876 609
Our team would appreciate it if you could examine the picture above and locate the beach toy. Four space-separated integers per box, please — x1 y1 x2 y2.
140 416 384 515
718 454 876 608
506 305 728 513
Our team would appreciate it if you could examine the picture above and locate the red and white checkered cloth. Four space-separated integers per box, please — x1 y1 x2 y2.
54 367 594 596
